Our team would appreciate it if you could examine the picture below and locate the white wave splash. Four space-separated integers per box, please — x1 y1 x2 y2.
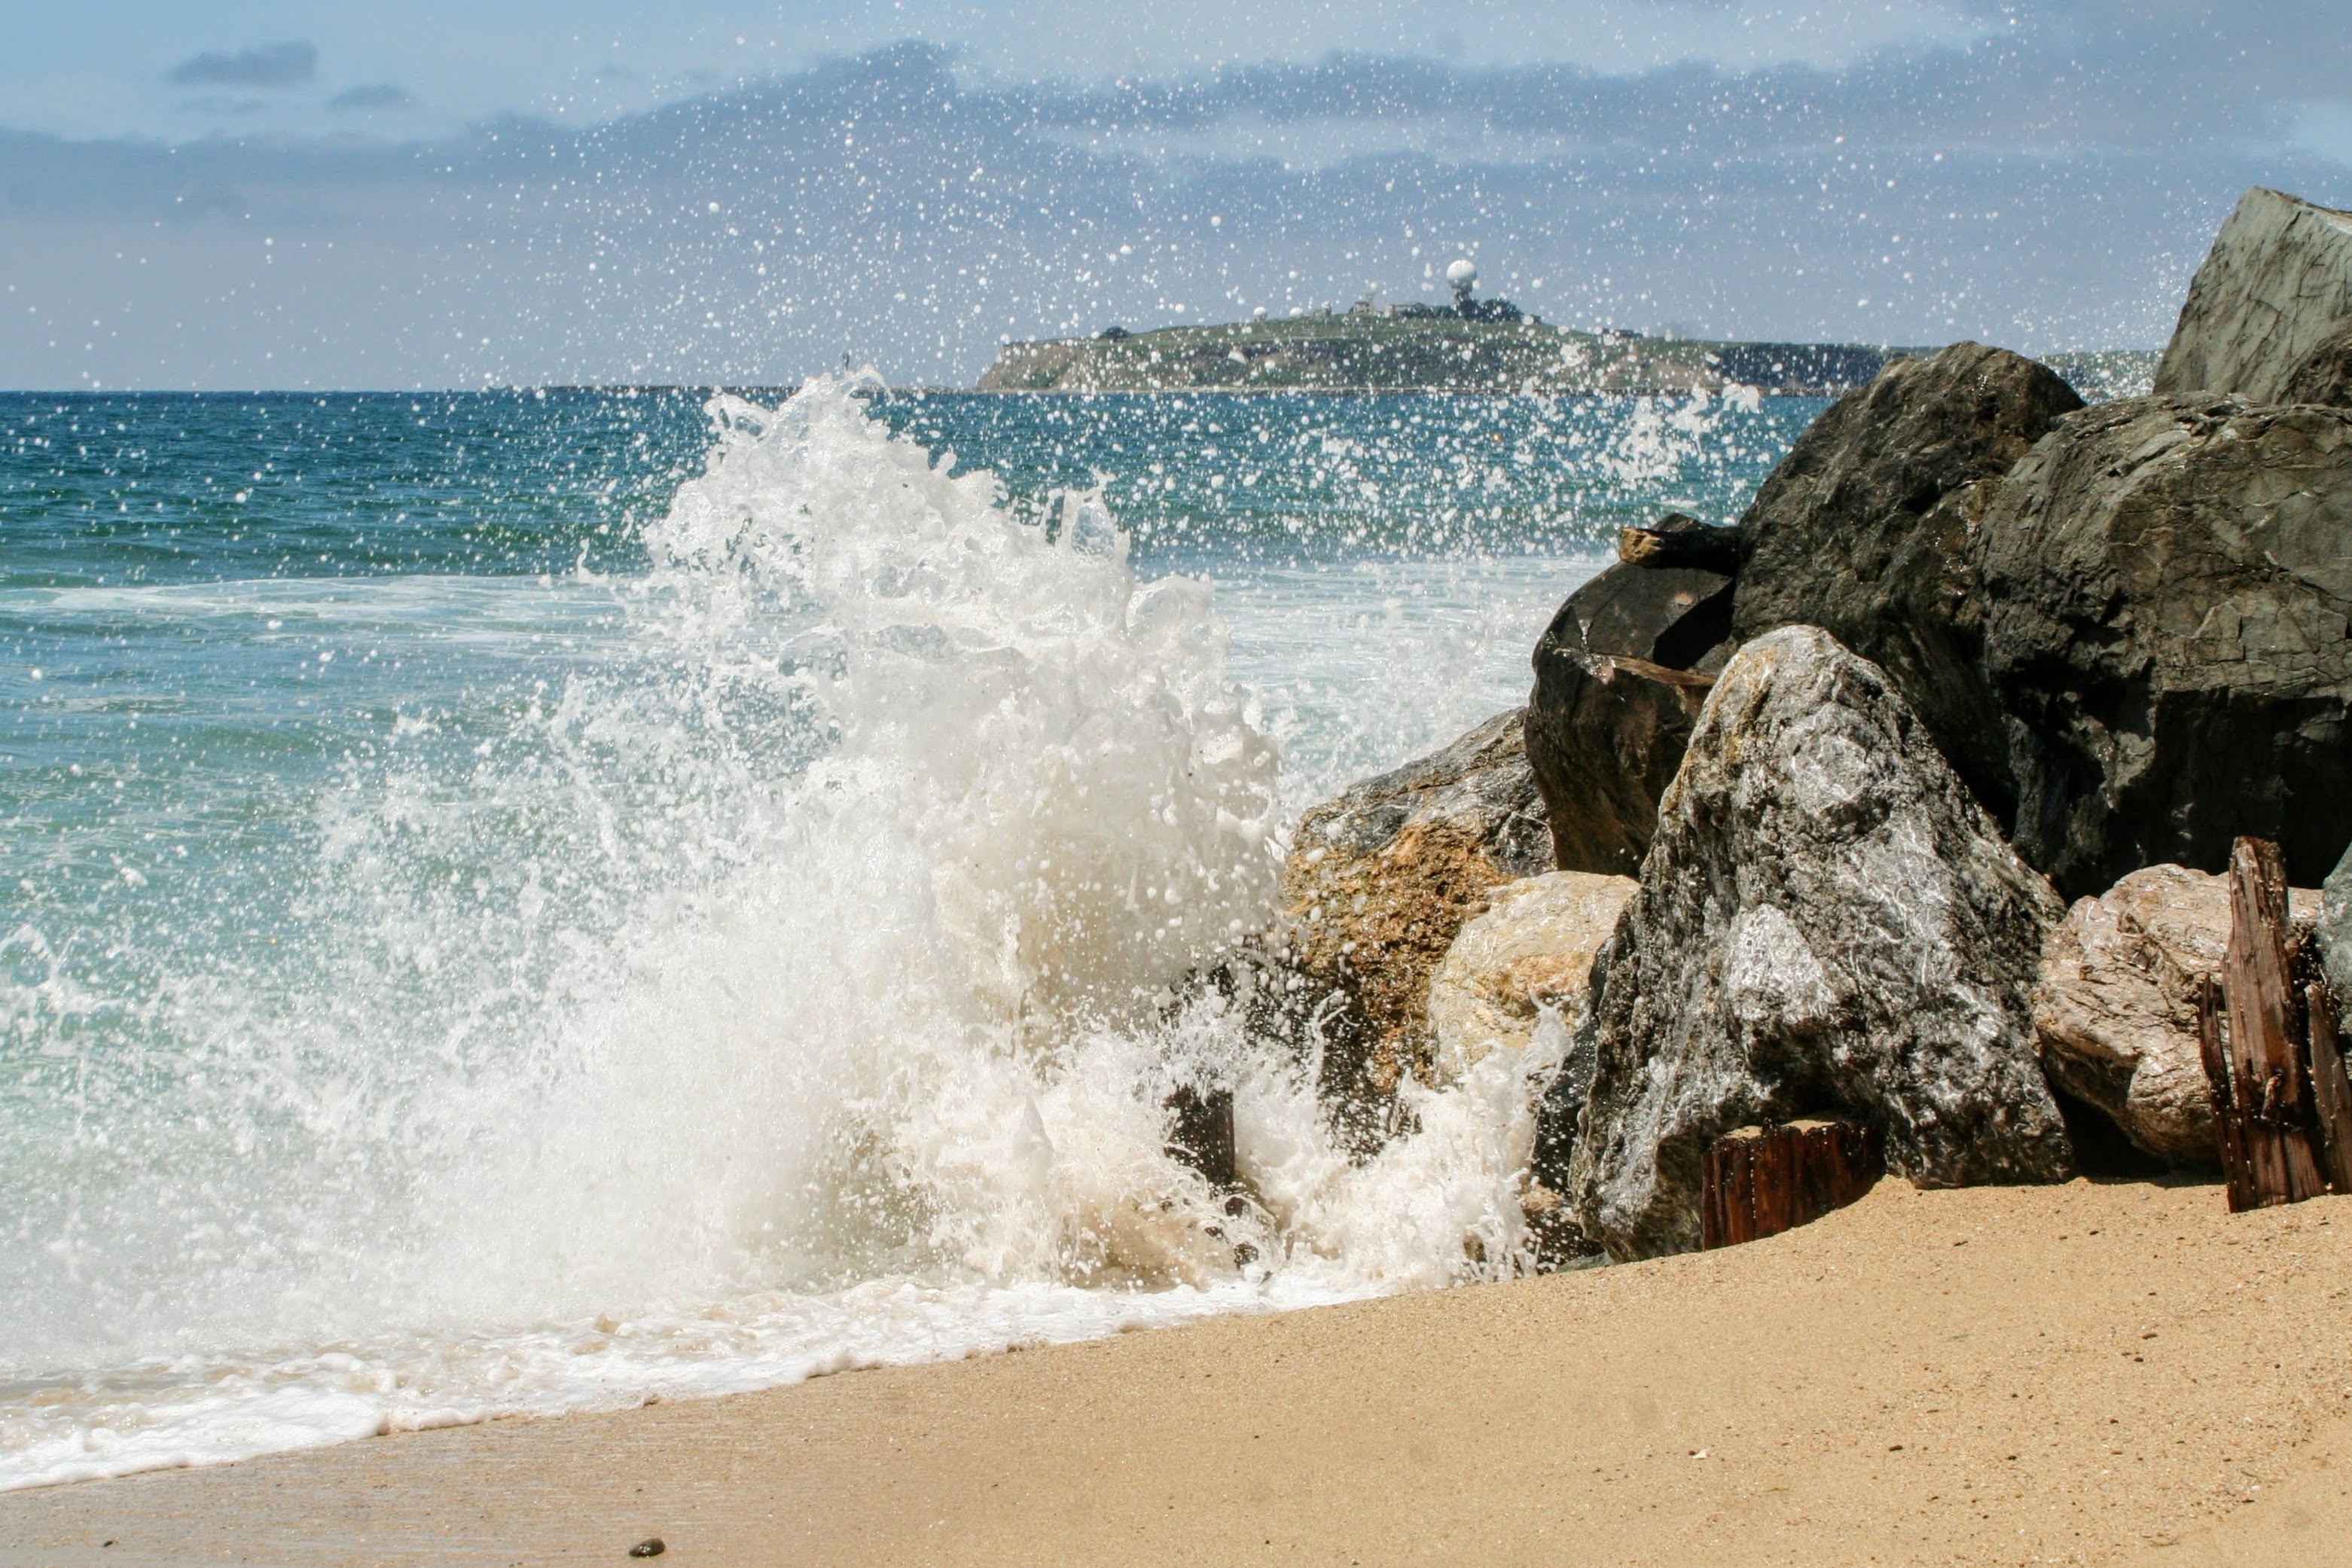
0 378 1556 1492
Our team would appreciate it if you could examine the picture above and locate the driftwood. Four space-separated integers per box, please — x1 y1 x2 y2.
1616 514 1744 575
2197 836 2352 1210
1700 1119 1882 1249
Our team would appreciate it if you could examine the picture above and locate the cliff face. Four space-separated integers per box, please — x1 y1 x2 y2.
978 316 1918 395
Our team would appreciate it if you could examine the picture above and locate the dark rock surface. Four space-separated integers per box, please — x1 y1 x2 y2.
2152 187 2352 406
1281 709 1550 1103
1976 395 2352 895
1551 627 2072 1261
1523 654 1714 879
1729 341 2084 823
1616 512 1743 575
1524 534 1733 874
2282 321 2352 408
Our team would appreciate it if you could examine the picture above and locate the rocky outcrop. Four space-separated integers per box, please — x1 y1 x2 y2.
2033 865 2320 1167
1281 709 1549 1102
1553 627 2072 1261
1427 871 1636 1084
1977 395 2352 895
1524 527 1733 875
1729 342 2085 822
2152 188 2352 406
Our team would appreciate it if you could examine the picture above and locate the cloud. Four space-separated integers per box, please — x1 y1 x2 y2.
167 41 318 90
328 84 413 113
8 32 2350 389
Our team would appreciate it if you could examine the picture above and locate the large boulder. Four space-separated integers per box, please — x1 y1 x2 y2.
1730 342 2085 822
1976 395 2352 895
1427 871 1636 1084
1553 627 2072 1261
1524 524 1732 875
1281 709 1549 1103
2034 865 2321 1167
2152 188 2352 406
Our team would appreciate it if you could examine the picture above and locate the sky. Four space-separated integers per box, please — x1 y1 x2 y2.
2 1 2348 389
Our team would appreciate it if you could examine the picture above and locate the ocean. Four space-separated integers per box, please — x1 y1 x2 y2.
0 380 1817 1490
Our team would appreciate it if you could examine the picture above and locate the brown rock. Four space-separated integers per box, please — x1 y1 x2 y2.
1524 538 1732 876
1523 654 1715 877
1282 709 1549 1100
2033 864 2320 1167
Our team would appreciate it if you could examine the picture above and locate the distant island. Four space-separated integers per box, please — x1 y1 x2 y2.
978 259 2153 399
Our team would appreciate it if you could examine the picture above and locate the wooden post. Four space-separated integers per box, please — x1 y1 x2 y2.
2201 836 2335 1210
1701 1120 1881 1249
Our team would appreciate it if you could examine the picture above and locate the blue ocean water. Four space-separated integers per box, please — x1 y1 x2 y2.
0 383 1817 1488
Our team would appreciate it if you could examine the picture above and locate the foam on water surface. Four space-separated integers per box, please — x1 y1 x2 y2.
0 380 1801 1490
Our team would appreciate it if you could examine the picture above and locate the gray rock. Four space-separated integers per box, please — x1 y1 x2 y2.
2034 865 2320 1167
1281 708 1550 1102
2153 188 2352 406
2283 322 2352 409
2323 842 2352 1007
1524 536 1733 875
1977 395 2352 895
1554 627 2072 1261
1730 341 2084 822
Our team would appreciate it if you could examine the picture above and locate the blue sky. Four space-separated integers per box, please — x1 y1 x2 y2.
2 2 2348 388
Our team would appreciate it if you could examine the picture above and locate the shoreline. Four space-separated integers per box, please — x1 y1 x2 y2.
6 1178 2347 1566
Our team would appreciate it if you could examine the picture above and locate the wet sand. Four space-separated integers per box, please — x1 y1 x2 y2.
5 1178 2351 1568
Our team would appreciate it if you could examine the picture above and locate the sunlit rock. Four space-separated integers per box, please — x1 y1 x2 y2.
1552 627 2071 1261
1280 709 1550 1113
2153 187 2352 405
1428 871 1636 1084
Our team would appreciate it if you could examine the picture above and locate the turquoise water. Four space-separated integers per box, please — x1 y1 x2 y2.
0 383 1818 1488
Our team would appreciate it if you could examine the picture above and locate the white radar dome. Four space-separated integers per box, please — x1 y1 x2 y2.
1444 258 1478 288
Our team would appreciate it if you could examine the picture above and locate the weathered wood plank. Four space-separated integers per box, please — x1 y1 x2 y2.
2221 837 2329 1206
2307 981 2352 1195
2196 975 2259 1212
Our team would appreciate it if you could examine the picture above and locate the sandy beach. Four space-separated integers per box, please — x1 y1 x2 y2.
5 1177 2349 1567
